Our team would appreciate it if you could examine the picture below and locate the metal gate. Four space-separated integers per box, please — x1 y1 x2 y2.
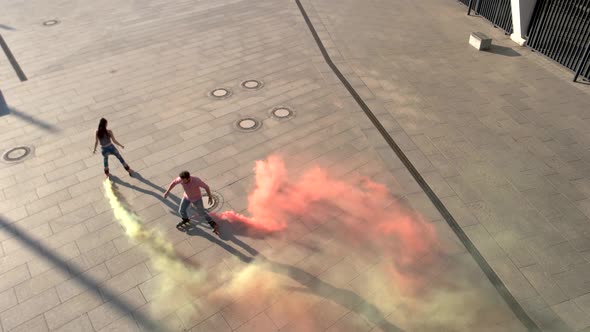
458 0 514 34
527 0 590 81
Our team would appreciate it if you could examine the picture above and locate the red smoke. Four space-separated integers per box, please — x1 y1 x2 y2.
214 155 441 294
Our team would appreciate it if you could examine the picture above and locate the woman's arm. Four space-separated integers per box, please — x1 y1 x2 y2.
92 132 98 153
108 130 125 148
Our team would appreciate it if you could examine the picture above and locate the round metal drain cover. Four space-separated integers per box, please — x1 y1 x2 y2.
202 191 223 213
43 19 59 26
235 118 262 132
241 79 263 90
271 106 295 120
2 146 33 163
209 88 231 99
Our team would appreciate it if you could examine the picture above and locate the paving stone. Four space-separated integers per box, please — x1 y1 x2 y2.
88 287 146 330
8 315 49 332
44 290 103 330
234 313 277 332
553 263 590 299
488 256 539 302
23 188 72 216
522 264 569 306
53 314 94 332
0 289 60 331
97 315 141 332
14 267 71 303
76 224 123 253
56 263 112 302
0 288 18 314
104 245 150 276
100 263 152 297
190 313 231 332
552 300 590 331
0 264 30 293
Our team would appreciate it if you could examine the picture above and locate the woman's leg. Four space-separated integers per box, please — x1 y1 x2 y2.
111 147 132 174
101 148 110 176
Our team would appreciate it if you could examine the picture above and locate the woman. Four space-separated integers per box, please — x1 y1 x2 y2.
92 118 133 177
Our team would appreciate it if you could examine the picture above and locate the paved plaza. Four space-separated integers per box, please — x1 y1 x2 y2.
1 0 590 331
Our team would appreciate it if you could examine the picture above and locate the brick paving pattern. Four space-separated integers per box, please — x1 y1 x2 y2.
0 0 589 331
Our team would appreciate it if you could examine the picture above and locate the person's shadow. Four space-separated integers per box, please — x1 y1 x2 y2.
110 173 181 217
186 221 404 332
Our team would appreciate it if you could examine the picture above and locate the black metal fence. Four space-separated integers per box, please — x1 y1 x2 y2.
527 0 590 81
459 0 514 34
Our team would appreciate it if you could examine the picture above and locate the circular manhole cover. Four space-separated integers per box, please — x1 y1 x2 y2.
241 79 264 90
202 191 223 213
2 146 33 163
43 19 59 26
271 106 295 120
235 117 262 132
209 88 232 99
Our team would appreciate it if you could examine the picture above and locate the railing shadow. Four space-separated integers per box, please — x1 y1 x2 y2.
486 44 521 57
0 216 162 331
0 90 59 133
186 222 404 331
0 24 15 31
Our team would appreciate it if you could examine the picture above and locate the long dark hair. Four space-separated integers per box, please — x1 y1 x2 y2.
97 118 108 139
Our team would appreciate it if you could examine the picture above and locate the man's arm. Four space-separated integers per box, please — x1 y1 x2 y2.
198 179 213 204
163 177 181 198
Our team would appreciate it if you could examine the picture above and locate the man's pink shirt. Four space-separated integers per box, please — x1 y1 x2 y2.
169 176 209 202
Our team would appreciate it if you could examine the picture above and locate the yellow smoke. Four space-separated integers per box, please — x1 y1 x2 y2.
103 180 206 321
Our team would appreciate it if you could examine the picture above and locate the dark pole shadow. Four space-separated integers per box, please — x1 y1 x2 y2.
0 90 59 133
0 216 162 332
186 223 404 331
10 108 59 133
110 173 180 217
485 45 521 57
0 89 9 116
0 24 15 31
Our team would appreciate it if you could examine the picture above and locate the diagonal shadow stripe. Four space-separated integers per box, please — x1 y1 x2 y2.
293 0 541 331
0 216 162 331
0 34 27 81
0 90 59 133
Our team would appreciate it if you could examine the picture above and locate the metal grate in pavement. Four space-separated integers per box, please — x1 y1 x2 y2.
235 118 261 132
209 88 232 99
203 191 223 212
43 20 60 26
241 79 264 90
2 145 33 163
270 106 294 120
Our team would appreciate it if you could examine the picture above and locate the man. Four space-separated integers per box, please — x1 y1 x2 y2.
164 171 219 235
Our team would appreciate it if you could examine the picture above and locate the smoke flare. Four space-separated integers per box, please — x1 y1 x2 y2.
103 180 206 318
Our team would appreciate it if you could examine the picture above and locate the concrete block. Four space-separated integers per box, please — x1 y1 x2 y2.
469 32 492 50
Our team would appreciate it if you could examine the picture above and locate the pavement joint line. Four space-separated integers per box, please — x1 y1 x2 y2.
294 0 541 330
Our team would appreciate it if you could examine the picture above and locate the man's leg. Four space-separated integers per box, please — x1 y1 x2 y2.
177 197 191 228
193 199 219 234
